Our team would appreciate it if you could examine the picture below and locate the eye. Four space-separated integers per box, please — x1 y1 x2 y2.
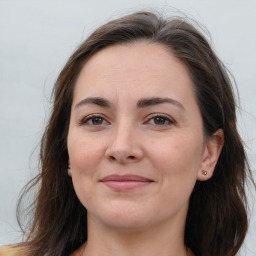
146 114 174 127
79 115 109 126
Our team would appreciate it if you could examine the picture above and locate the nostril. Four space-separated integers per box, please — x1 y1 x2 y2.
128 156 135 159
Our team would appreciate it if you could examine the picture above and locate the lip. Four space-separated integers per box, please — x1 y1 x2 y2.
100 174 153 191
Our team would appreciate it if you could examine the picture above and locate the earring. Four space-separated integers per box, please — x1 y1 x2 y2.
202 170 207 175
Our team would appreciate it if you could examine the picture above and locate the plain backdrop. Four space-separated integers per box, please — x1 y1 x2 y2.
0 0 255 255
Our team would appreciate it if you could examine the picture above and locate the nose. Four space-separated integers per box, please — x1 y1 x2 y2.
105 123 143 164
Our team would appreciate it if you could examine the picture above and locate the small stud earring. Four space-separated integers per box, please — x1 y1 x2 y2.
202 170 207 175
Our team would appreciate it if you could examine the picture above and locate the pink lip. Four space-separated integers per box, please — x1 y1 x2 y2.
100 175 153 191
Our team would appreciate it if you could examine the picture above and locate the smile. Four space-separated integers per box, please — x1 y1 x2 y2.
100 174 153 191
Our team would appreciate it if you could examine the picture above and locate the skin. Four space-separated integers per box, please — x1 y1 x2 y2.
67 41 224 256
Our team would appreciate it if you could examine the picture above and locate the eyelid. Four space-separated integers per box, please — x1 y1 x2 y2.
144 113 175 126
78 114 110 126
77 113 175 127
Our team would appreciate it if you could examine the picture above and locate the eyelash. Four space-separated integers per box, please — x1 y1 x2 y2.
79 114 109 126
78 114 175 127
144 114 175 127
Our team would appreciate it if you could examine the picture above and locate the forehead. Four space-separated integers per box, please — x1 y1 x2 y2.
73 42 194 104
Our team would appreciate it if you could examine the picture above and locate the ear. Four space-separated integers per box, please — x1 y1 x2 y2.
197 129 224 181
68 160 72 177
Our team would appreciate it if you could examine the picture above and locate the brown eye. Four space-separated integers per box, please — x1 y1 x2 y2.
153 116 167 125
146 114 174 127
80 115 109 126
91 117 104 125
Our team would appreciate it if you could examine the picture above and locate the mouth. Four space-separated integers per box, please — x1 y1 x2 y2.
100 174 154 191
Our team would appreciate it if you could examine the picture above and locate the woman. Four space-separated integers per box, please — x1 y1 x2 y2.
0 10 254 256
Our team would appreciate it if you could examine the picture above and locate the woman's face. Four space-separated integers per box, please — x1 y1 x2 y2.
67 42 215 231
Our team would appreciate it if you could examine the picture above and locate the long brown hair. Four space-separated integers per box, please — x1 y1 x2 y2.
17 10 254 256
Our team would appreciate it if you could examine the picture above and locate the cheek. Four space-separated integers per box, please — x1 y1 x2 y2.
67 135 102 186
68 134 104 173
67 135 104 208
132 135 203 221
149 133 203 184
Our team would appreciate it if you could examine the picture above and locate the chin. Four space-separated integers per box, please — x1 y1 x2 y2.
88 202 155 231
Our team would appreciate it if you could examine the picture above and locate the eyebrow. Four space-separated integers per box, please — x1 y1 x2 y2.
75 96 185 110
75 97 111 109
137 97 185 110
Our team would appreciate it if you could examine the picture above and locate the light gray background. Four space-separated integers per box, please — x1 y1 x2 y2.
0 0 255 255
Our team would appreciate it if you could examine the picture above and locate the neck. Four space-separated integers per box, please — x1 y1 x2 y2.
81 213 189 256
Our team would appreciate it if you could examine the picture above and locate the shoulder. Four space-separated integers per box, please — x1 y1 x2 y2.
0 245 29 256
